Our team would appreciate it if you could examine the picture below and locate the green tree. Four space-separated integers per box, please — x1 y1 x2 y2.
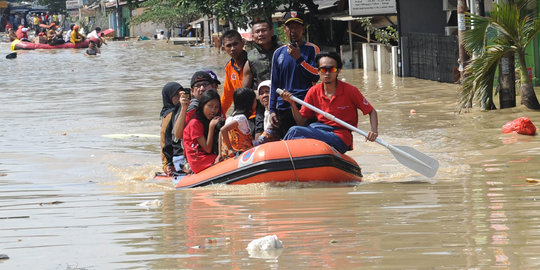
358 17 398 46
459 0 540 111
176 0 288 29
36 0 66 13
130 0 199 33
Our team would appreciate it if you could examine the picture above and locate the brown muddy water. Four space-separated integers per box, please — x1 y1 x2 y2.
1 40 539 269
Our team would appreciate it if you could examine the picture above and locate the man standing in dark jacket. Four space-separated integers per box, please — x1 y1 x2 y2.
243 19 281 89
269 11 320 137
242 19 281 139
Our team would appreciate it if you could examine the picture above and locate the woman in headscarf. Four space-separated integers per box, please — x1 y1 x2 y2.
160 82 189 176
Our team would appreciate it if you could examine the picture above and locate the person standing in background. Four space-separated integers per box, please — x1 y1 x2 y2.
220 29 247 114
242 19 281 90
269 10 320 137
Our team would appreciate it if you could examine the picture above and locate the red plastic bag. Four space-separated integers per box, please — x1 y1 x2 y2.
502 117 537 135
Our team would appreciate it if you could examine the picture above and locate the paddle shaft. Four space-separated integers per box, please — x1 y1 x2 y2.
276 88 436 172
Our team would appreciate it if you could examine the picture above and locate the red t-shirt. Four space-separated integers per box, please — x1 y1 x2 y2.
299 81 374 149
183 118 217 173
185 109 196 125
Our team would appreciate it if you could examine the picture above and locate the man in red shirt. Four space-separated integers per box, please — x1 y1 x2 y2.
280 51 378 153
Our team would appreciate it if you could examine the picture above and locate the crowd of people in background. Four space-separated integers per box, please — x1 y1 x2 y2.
3 10 109 51
160 11 379 177
5 17 107 54
1 11 59 33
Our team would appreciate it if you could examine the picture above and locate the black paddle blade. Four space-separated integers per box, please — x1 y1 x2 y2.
388 145 439 178
6 52 17 59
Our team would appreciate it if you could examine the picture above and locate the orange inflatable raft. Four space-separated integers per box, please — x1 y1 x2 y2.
11 38 100 50
173 138 363 189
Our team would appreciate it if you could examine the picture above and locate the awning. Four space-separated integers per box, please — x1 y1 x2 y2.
189 17 215 26
239 29 252 41
332 15 356 21
331 15 397 28
10 8 30 14
313 0 338 10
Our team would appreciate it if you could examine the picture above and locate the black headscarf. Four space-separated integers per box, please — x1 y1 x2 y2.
160 82 183 118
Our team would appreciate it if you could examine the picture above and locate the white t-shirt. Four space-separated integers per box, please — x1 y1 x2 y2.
225 114 250 135
64 30 72 42
87 30 99 39
263 110 270 130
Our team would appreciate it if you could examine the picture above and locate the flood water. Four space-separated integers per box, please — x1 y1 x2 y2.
1 40 539 269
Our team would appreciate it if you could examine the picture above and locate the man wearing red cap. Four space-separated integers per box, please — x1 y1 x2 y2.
269 10 320 138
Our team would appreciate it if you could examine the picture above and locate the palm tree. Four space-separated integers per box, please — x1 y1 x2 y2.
459 0 540 111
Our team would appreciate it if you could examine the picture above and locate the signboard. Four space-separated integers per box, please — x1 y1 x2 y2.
0 1 8 8
66 0 81 10
68 9 79 17
105 0 127 8
349 0 397 16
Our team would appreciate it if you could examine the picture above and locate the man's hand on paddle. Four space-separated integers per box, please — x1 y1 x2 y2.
278 89 307 127
365 109 379 142
270 89 294 128
365 131 378 142
279 90 295 104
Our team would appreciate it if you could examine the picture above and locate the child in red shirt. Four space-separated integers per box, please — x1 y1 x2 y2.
183 90 223 173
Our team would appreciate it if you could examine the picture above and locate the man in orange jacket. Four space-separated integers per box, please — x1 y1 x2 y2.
220 29 247 114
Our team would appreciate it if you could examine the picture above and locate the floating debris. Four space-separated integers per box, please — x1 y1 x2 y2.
246 235 283 251
0 216 29 219
206 237 230 244
137 199 162 209
39 201 64 206
246 235 284 259
526 178 540 183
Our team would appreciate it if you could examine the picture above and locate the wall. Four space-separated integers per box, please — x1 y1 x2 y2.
398 0 452 79
398 0 446 36
129 7 165 38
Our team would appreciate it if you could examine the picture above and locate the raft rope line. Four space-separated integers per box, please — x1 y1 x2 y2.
282 140 299 182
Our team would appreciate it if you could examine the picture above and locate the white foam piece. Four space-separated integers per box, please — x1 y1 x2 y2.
246 235 283 251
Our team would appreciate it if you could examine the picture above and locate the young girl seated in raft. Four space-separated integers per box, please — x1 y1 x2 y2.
219 87 257 160
183 90 223 174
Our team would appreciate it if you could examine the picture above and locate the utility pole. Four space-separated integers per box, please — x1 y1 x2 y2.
203 15 210 45
116 0 121 37
457 0 470 82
